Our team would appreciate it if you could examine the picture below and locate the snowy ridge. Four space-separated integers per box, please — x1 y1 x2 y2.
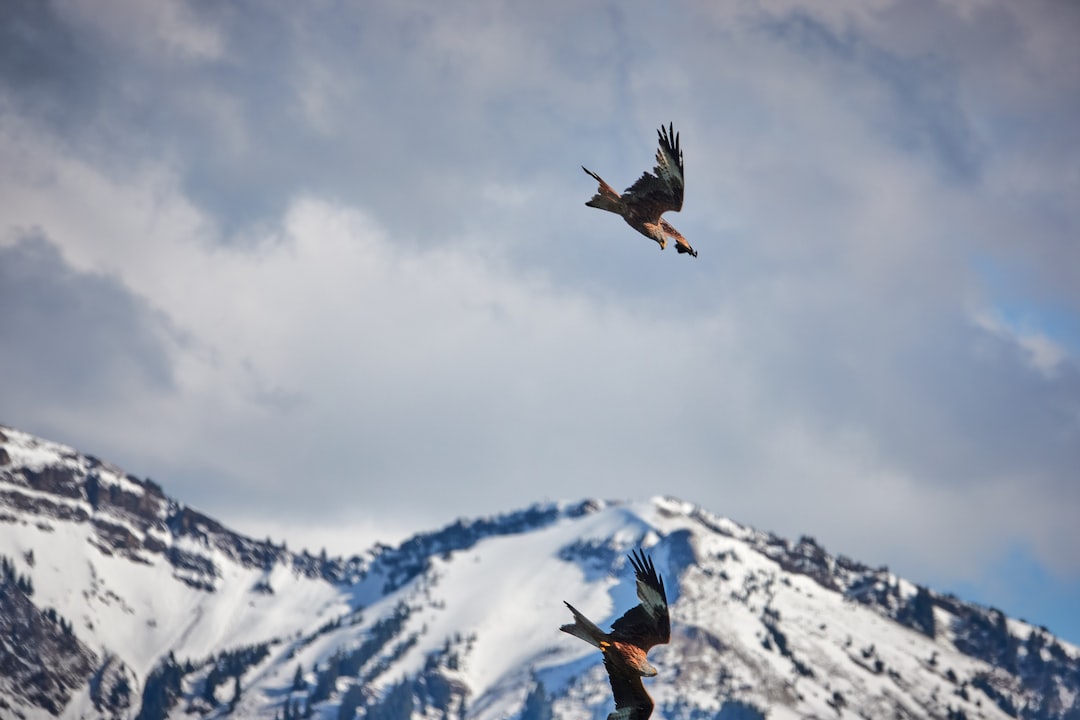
2 425 1079 720
0 425 363 718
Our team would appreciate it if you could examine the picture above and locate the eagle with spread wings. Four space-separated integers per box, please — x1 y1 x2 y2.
582 123 697 257
560 549 671 720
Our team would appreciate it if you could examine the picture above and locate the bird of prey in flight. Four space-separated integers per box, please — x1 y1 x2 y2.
582 123 697 257
560 550 671 720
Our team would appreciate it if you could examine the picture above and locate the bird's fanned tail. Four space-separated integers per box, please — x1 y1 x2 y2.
582 166 624 214
559 601 607 648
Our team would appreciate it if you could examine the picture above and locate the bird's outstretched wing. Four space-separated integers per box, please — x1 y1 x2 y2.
621 123 684 216
609 550 670 650
603 653 655 720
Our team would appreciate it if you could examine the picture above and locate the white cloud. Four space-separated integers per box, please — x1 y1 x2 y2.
973 311 1068 378
53 0 224 62
3 0 1079 641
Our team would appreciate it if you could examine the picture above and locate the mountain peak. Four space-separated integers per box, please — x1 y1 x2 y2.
2 425 1078 720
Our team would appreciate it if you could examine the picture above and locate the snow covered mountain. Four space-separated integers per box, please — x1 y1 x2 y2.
1 425 1078 720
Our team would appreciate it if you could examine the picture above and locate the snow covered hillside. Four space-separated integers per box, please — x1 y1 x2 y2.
1 425 1078 720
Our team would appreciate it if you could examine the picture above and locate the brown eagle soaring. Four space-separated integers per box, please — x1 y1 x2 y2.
583 123 697 257
560 550 671 720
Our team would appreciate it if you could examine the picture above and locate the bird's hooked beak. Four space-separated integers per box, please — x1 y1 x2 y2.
641 661 658 678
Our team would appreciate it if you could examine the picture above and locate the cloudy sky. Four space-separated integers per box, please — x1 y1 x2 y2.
2 0 1079 643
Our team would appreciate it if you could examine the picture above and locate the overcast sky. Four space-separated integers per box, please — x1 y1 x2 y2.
2 0 1079 644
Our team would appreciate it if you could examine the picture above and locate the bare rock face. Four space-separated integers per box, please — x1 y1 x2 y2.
89 656 136 720
0 571 97 716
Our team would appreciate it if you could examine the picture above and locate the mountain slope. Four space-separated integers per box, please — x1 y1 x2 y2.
1 425 1077 720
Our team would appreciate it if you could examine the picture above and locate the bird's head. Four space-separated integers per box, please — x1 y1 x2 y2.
660 219 696 258
647 226 668 250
